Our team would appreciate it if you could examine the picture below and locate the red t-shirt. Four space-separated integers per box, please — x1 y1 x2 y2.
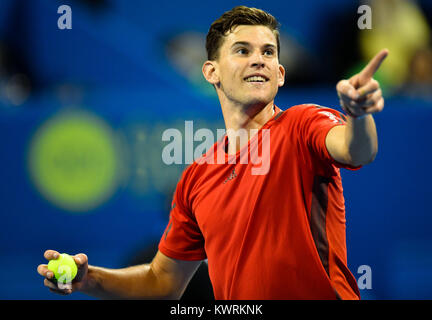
158 104 361 300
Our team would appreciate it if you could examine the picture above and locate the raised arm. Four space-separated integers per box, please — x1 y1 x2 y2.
37 249 202 299
326 49 389 167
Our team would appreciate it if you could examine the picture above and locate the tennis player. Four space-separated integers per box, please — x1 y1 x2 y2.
38 6 387 299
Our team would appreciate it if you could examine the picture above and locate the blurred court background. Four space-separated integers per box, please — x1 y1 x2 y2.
0 0 431 299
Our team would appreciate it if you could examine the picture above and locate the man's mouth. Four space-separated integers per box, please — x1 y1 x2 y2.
244 75 269 83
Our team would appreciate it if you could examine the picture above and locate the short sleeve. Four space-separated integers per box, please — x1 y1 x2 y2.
299 104 362 172
158 166 207 261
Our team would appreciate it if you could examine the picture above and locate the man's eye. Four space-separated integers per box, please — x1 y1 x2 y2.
237 48 248 54
264 50 274 56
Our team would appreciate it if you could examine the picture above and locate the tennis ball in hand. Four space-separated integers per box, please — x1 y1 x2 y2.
47 253 78 284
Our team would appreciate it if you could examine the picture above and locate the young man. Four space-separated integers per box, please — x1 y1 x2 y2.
38 6 387 299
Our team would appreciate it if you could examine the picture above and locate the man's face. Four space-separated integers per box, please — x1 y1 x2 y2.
210 25 285 108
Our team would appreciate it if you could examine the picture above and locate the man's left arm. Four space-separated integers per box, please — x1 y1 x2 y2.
326 49 389 167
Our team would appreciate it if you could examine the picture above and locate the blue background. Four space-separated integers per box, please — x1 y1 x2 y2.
0 0 431 299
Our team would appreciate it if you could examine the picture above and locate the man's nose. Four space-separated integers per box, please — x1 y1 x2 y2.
250 51 265 68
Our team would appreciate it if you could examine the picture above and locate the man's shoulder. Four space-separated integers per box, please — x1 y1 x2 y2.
285 103 341 113
279 104 347 122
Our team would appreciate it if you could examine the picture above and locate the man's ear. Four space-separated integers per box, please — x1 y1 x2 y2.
277 64 285 87
202 60 219 85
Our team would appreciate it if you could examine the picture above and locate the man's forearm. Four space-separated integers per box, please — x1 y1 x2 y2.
344 114 378 166
79 264 174 299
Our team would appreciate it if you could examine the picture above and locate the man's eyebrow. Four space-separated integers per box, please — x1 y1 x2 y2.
231 41 277 49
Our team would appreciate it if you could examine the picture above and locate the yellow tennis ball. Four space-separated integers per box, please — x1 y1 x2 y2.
47 253 78 284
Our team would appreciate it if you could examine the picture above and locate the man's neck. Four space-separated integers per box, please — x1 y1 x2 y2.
220 101 275 154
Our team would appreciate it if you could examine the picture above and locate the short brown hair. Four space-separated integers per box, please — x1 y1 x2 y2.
206 6 281 61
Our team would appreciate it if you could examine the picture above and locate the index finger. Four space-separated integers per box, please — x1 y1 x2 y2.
359 49 389 82
44 250 60 261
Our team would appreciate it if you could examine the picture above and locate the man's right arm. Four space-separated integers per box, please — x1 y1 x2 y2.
37 250 202 299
